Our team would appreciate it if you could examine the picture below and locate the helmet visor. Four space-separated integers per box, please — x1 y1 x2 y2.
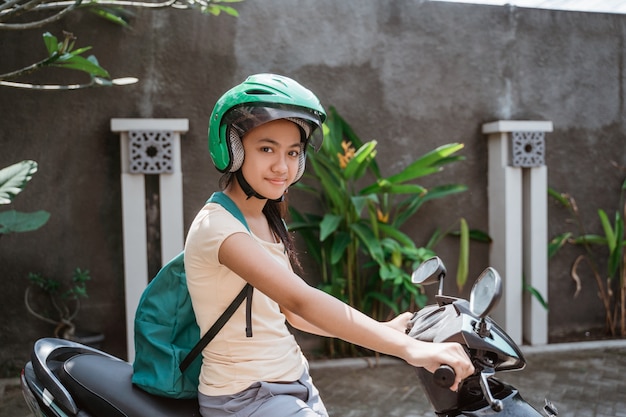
224 104 324 151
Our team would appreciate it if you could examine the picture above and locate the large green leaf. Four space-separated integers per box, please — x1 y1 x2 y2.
350 222 384 264
360 179 427 196
607 212 623 279
89 7 132 27
524 281 549 310
393 184 468 227
0 160 38 205
320 214 343 241
351 195 376 218
330 232 352 264
548 187 571 208
343 141 377 180
421 184 469 202
377 223 415 247
0 210 50 234
42 32 59 56
572 234 607 245
53 54 110 78
456 218 469 292
548 232 571 259
598 209 616 253
385 143 464 184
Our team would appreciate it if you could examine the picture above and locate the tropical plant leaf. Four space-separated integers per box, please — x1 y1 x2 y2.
385 143 464 184
343 141 377 181
52 54 110 78
330 232 352 265
608 213 623 279
350 222 384 264
42 32 59 56
377 224 415 247
548 232 571 259
89 7 132 27
320 214 343 242
456 218 469 292
0 160 38 205
523 281 549 310
548 187 571 208
360 180 426 196
571 234 607 245
0 210 50 234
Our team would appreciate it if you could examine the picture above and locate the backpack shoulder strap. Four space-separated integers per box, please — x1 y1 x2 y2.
206 192 250 231
179 192 254 374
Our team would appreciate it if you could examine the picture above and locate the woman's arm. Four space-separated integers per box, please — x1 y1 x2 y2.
283 309 414 337
219 233 474 390
282 309 334 337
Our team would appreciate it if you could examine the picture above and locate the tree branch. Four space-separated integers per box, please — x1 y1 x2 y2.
0 0 82 29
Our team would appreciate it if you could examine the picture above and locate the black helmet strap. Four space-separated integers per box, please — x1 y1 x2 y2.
235 170 285 203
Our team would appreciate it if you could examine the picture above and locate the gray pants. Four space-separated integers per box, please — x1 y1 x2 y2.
198 369 329 417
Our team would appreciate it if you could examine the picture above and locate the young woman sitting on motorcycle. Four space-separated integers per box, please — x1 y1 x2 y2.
184 73 475 417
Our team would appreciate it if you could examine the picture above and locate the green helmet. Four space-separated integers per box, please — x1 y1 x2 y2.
208 74 326 182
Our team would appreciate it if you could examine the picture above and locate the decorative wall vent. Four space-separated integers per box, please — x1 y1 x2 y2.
129 130 174 174
510 131 545 167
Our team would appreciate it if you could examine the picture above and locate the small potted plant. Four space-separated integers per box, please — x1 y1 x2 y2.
24 267 104 347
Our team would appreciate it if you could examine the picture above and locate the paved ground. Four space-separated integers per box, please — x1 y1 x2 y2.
2 340 626 417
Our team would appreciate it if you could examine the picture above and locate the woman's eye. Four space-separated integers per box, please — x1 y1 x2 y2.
261 146 273 153
288 150 300 157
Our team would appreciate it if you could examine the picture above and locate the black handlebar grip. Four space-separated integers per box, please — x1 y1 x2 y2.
434 365 455 388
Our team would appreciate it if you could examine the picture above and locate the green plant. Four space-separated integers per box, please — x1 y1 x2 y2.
0 160 50 236
290 107 477 339
24 268 91 339
548 170 626 337
1 1 243 90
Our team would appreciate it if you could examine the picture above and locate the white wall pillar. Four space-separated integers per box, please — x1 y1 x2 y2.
482 120 553 345
111 118 188 361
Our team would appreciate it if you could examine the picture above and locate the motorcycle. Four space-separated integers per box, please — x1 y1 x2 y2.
20 256 558 417
407 256 558 416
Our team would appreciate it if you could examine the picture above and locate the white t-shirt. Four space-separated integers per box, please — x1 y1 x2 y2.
184 202 306 396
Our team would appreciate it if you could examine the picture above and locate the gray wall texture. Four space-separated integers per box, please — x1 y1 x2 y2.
1 0 625 371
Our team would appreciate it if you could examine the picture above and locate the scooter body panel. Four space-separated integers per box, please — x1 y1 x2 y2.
459 390 544 416
21 362 71 417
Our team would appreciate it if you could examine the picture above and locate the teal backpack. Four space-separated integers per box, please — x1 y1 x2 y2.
132 192 253 399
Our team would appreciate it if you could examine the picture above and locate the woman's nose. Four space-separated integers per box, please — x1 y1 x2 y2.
272 154 289 173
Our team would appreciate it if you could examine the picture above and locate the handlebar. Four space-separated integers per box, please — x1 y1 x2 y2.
433 365 455 388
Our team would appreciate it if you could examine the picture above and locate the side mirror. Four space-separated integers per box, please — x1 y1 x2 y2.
411 257 446 285
411 257 446 296
469 267 502 318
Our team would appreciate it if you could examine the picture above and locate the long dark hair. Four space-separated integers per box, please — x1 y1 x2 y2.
219 173 303 274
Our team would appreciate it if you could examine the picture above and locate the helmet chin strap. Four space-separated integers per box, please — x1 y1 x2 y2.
235 170 285 203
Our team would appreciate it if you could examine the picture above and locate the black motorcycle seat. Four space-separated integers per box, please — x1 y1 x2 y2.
59 353 200 417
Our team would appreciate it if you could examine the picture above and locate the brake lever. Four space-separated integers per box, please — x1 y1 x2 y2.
478 367 503 412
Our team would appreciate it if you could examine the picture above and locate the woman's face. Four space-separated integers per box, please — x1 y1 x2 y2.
240 119 302 201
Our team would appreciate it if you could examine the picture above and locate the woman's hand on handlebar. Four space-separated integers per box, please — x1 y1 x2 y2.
383 312 414 333
405 340 474 392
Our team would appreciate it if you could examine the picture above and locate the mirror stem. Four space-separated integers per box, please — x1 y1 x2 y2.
437 273 445 296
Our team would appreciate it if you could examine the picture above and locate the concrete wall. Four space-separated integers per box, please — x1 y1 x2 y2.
1 0 625 370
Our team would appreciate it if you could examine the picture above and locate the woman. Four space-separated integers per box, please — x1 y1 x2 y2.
184 73 474 416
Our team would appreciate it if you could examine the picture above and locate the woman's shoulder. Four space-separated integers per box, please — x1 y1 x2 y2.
189 202 248 237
